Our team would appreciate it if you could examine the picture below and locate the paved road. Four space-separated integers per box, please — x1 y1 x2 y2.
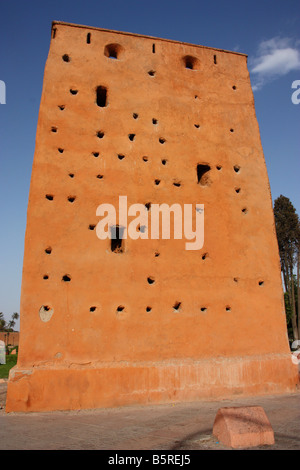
0 379 299 450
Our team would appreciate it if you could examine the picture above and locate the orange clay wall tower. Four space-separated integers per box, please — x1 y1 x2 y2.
6 22 298 412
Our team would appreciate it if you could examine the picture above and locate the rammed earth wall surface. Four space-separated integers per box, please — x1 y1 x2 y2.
6 22 298 412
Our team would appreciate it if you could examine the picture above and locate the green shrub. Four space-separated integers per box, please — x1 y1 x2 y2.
0 352 18 379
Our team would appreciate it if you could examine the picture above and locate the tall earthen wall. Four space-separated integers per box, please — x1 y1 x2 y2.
6 22 298 412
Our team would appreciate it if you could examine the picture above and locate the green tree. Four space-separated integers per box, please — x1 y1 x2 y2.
0 312 19 332
0 312 7 331
284 276 298 340
7 312 19 331
274 195 300 341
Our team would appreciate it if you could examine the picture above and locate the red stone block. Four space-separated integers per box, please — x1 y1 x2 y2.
213 406 275 448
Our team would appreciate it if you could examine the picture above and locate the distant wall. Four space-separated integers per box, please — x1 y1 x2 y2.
0 332 19 346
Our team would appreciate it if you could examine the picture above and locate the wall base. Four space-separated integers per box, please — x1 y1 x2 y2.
6 354 299 412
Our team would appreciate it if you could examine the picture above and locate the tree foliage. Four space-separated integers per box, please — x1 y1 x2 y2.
274 195 300 341
0 312 19 332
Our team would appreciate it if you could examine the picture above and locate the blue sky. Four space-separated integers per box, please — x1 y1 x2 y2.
0 0 299 329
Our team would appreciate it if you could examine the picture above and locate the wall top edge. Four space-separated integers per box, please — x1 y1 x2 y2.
51 20 248 58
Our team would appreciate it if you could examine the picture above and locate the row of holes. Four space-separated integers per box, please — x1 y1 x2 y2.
57 148 241 176
41 304 239 315
45 242 205 258
40 300 263 318
42 298 267 315
52 125 169 142
58 87 236 109
45 194 247 214
52 124 236 137
42 272 264 287
44 162 242 192
46 180 242 192
59 42 223 71
45 246 161 257
45 246 266 278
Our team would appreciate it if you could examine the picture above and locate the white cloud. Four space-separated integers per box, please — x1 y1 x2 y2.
250 37 300 91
